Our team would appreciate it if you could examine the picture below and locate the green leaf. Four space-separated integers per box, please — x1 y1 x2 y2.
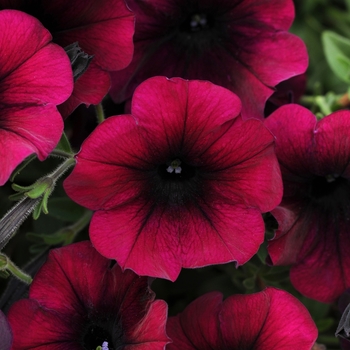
256 242 268 264
300 296 331 320
322 30 350 83
47 197 85 222
29 243 48 255
55 132 73 155
316 318 335 333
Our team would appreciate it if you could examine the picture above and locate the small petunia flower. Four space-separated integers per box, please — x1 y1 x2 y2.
110 0 308 119
265 104 350 303
64 76 282 281
166 287 318 350
7 241 169 349
0 9 73 186
0 0 135 117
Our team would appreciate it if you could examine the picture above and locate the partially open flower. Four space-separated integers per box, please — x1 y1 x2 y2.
265 105 350 303
166 288 318 350
110 0 307 119
7 241 169 349
64 77 282 281
0 9 73 185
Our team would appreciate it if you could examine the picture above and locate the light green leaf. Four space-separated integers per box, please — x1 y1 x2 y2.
55 132 73 155
322 30 350 83
47 197 86 222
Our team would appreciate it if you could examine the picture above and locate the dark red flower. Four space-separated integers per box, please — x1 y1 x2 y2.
265 105 350 303
0 9 73 186
7 241 169 349
166 287 318 350
110 0 307 119
64 77 282 281
0 0 135 117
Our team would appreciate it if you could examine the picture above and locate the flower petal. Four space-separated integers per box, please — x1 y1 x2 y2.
90 201 265 281
167 288 317 350
0 105 63 185
219 288 317 349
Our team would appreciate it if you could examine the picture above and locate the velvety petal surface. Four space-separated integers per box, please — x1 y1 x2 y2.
265 105 350 302
89 203 265 281
8 241 169 349
8 300 80 349
0 0 135 71
0 0 134 116
58 62 111 118
110 0 307 119
65 77 282 280
167 292 222 349
125 300 170 349
0 105 64 185
167 288 318 350
0 10 73 185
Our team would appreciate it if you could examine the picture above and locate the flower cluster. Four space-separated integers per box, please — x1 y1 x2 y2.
1 0 349 349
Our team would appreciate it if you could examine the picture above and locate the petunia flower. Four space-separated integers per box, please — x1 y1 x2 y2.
265 104 350 303
109 0 308 119
7 241 169 349
0 0 135 117
166 287 318 350
0 9 73 186
64 76 282 281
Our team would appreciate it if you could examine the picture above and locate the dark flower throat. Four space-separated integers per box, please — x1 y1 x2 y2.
157 158 196 181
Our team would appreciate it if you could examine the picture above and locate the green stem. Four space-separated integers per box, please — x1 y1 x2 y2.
300 95 316 105
95 103 105 124
0 254 33 284
0 197 41 250
315 96 332 116
49 157 76 182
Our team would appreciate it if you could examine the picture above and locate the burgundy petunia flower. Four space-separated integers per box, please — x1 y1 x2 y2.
0 0 135 117
166 287 318 350
7 241 169 349
109 0 308 119
0 9 73 186
64 77 282 281
265 105 350 303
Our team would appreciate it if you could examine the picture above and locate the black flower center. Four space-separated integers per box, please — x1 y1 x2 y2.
309 174 350 209
180 13 212 33
151 158 200 205
82 324 114 350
